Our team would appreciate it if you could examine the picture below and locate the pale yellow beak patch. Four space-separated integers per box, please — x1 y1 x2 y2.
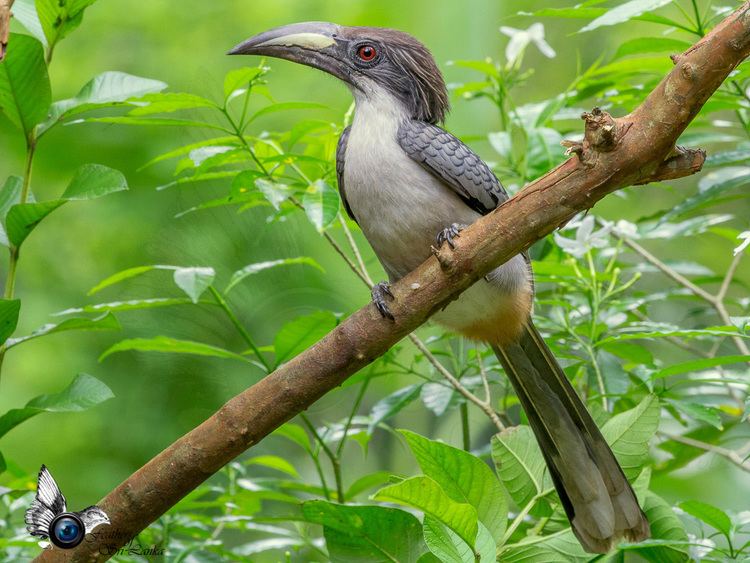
256 33 336 51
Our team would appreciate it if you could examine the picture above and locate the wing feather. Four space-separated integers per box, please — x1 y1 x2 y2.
335 125 357 223
397 120 508 215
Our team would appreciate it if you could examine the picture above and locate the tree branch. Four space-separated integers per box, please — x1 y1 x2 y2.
0 0 13 61
35 5 750 561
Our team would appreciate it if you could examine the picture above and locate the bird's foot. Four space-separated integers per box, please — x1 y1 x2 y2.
371 281 395 320
436 223 466 249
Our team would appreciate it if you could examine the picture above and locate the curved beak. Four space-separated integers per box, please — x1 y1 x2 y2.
228 22 352 84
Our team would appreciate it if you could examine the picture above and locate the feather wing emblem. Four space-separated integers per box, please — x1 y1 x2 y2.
25 465 67 538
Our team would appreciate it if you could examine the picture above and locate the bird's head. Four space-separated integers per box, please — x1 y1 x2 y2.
229 22 449 124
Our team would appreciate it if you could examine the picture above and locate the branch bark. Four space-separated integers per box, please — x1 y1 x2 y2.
35 4 750 561
0 0 14 61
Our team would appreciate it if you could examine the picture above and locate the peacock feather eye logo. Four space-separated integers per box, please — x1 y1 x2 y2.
24 465 110 549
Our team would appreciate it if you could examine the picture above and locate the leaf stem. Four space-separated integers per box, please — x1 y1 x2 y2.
208 286 270 373
301 413 345 503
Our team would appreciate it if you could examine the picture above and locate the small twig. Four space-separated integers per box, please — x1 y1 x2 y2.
615 234 716 303
477 350 492 405
659 432 750 473
409 334 505 432
339 214 374 286
301 413 345 503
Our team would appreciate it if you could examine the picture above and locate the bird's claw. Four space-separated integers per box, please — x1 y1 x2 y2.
372 281 395 320
436 223 465 249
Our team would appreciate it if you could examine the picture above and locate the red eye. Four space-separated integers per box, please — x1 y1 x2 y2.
357 45 377 62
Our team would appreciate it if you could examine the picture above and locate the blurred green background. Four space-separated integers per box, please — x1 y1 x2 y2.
1 0 747 518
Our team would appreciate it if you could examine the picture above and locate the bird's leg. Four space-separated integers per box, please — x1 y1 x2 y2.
371 281 395 320
436 223 467 249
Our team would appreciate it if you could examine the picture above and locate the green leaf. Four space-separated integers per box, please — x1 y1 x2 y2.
491 425 546 508
303 179 340 232
0 34 51 135
402 430 507 540
634 492 688 562
679 500 732 537
36 0 97 49
613 37 691 59
499 528 590 562
373 476 478 548
254 178 292 210
88 264 177 295
274 311 336 365
667 400 723 430
705 149 750 168
27 372 113 411
128 92 216 116
81 116 228 132
225 257 324 293
223 67 263 99
0 373 113 439
655 355 750 379
13 0 47 46
0 176 23 223
302 500 427 563
248 101 326 123
61 164 128 200
423 518 496 563
140 136 238 170
345 471 393 499
579 0 672 32
246 455 299 478
100 336 250 363
6 312 119 348
0 299 20 343
272 422 311 452
55 298 196 315
6 200 65 247
173 267 215 304
368 384 422 434
660 166 750 222
600 395 660 480
46 71 167 126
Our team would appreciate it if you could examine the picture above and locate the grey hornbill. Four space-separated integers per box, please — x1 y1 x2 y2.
229 22 650 553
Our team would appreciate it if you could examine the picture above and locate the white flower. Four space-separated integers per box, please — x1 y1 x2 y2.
554 215 611 258
613 219 638 238
734 231 750 256
687 534 715 561
499 23 556 65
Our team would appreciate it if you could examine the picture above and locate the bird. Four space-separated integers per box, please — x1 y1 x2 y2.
229 22 650 553
25 465 110 549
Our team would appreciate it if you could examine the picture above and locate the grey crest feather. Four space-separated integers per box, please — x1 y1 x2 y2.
397 120 508 215
25 465 67 538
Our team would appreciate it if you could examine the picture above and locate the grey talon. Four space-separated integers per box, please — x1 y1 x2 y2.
371 281 395 320
436 223 465 249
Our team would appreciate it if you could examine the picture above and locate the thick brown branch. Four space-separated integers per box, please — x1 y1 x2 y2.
34 4 750 561
0 0 14 60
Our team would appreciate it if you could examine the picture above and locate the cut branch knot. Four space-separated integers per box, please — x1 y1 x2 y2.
582 107 621 153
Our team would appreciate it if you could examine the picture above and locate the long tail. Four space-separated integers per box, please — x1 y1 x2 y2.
492 322 650 553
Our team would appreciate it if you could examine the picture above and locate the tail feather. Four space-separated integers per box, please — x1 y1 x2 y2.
492 322 650 554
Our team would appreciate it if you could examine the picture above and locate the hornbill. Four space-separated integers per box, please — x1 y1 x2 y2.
229 22 650 553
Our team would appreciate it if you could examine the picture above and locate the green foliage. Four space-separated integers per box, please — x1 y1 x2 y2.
2 1 750 561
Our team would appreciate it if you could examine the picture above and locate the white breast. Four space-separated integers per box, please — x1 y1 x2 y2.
343 83 480 278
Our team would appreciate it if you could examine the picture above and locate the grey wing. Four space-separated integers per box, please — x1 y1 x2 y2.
77 506 110 534
336 125 357 223
397 120 508 215
25 465 67 537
